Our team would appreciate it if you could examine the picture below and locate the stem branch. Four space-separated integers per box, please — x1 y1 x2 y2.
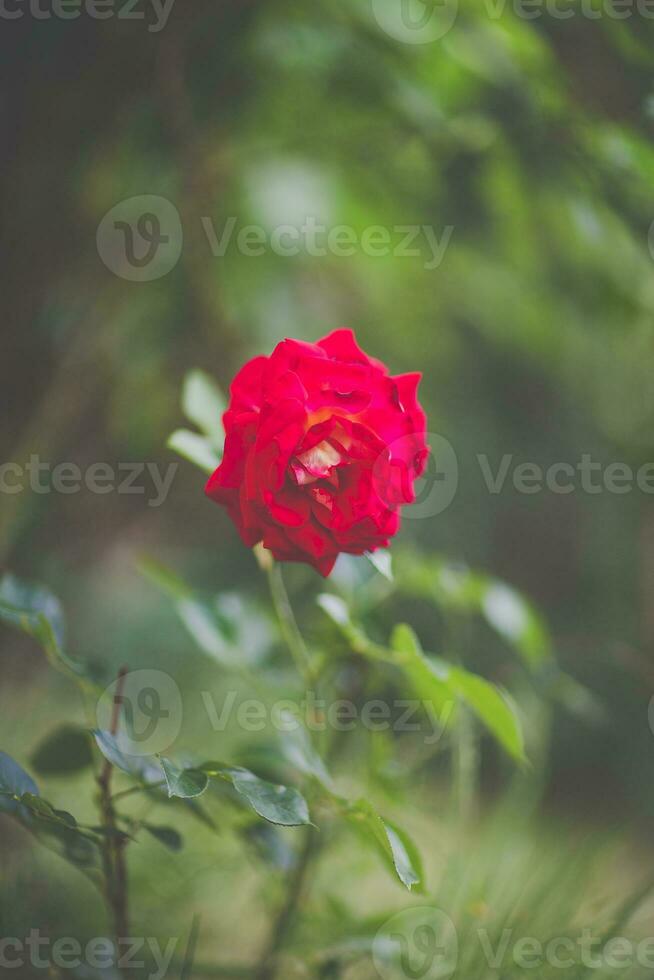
96 666 130 950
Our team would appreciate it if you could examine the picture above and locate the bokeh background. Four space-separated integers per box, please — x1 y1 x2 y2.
3 1 654 976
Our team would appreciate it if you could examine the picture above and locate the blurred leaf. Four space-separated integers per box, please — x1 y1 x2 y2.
0 750 39 821
481 581 551 668
144 824 184 851
139 558 236 667
443 664 526 764
181 369 226 445
279 715 334 791
0 753 100 872
0 575 94 686
167 429 220 474
366 550 393 581
92 730 162 784
391 627 524 762
31 725 94 776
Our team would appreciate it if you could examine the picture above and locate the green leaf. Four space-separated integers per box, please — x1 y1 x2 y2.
92 731 162 784
389 624 454 718
481 581 551 668
0 575 93 686
279 716 333 791
199 762 312 827
443 664 526 764
144 824 184 851
0 750 39 820
0 754 100 873
19 793 77 829
366 550 393 581
317 593 352 628
160 758 209 799
347 800 422 891
139 558 236 666
167 429 220 474
226 767 311 827
31 726 93 776
182 370 226 444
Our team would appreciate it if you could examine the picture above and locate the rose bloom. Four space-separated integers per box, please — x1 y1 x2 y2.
206 329 428 576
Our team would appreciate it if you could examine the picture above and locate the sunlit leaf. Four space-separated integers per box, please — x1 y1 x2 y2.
366 550 393 581
181 370 226 444
167 429 220 474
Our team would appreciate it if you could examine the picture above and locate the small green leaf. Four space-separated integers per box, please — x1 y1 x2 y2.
317 593 352 628
347 800 422 891
92 731 162 783
279 716 333 791
0 576 93 686
366 550 393 581
481 581 551 668
167 429 220 474
19 793 77 829
0 751 39 820
226 767 311 827
160 758 209 799
144 824 184 851
182 370 226 443
31 726 93 776
444 664 526 764
199 762 311 827
139 558 236 667
389 624 453 717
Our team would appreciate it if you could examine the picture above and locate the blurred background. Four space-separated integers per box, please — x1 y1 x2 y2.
3 0 654 975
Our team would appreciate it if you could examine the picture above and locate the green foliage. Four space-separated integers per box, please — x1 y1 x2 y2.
167 369 226 473
346 800 423 892
31 726 94 776
0 574 95 687
318 594 526 762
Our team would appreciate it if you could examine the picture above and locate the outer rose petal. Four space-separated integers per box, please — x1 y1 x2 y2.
205 329 428 576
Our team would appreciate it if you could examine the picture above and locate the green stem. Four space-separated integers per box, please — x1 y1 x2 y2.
266 562 315 688
453 703 478 825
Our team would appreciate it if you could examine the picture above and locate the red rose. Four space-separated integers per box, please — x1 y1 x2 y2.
206 329 428 576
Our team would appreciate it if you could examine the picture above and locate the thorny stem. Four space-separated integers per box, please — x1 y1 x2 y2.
96 666 130 955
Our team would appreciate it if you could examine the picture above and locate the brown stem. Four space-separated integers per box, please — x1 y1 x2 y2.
96 666 130 950
255 827 318 980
